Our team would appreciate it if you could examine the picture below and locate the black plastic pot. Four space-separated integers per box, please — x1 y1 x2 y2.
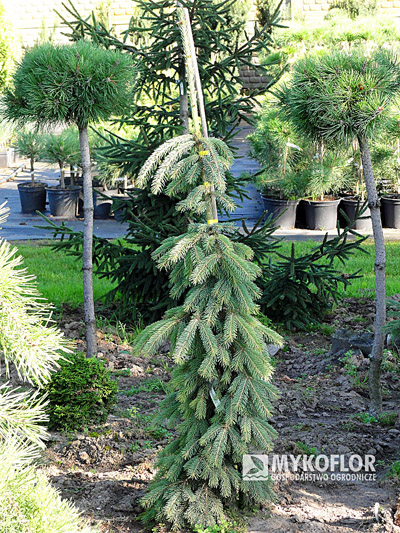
295 199 307 229
304 198 341 230
262 196 298 229
46 186 81 217
17 183 46 213
94 190 112 219
94 202 112 219
381 196 400 229
340 197 372 231
78 189 98 218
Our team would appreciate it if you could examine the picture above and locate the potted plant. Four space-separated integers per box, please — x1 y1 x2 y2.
41 130 81 218
301 146 346 230
250 107 307 229
14 130 46 213
376 118 400 228
94 159 127 220
340 138 372 231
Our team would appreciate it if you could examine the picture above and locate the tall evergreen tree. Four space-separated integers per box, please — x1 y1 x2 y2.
134 7 281 528
38 0 284 324
58 0 284 175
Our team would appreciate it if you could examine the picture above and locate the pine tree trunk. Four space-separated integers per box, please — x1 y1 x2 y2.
60 167 65 189
79 125 97 357
358 135 386 414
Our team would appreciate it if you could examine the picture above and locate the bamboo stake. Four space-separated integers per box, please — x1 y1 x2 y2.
177 4 219 224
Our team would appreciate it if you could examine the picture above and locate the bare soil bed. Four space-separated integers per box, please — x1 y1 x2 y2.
42 298 400 532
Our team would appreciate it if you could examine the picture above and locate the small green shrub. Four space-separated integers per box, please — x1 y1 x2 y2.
261 226 367 330
388 459 400 479
353 411 397 426
193 519 246 533
45 352 118 431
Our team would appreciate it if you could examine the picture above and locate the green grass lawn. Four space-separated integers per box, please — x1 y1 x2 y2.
13 238 400 309
16 241 115 308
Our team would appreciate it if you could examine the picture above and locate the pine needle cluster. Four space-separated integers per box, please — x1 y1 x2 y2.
2 40 135 130
0 203 94 532
275 48 400 146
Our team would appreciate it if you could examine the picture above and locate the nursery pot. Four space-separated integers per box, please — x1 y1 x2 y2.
78 189 98 218
295 199 307 229
94 189 112 220
261 196 298 229
340 197 372 232
17 182 46 213
46 186 81 218
304 198 341 230
381 195 400 229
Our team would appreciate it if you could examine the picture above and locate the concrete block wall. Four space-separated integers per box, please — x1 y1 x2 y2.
4 0 400 84
3 0 135 47
4 0 400 48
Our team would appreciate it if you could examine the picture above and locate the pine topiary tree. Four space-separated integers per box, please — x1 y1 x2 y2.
3 41 135 357
276 48 400 412
134 7 281 528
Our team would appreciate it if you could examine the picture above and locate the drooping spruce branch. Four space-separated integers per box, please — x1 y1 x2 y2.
134 7 281 529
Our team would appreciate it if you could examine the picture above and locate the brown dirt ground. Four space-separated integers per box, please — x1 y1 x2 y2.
41 298 400 532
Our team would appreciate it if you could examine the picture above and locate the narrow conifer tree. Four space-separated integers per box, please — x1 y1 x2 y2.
134 7 281 529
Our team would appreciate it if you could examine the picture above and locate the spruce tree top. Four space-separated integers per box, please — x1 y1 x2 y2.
58 0 283 138
276 49 400 144
2 41 135 130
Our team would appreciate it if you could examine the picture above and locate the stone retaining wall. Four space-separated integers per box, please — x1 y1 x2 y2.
3 0 134 47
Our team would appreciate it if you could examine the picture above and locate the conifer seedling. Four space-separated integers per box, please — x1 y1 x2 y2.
134 6 281 529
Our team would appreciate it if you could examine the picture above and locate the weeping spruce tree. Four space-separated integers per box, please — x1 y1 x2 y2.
276 49 400 413
3 41 134 356
135 6 281 529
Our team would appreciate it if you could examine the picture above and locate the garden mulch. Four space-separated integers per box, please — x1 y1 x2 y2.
38 299 400 532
